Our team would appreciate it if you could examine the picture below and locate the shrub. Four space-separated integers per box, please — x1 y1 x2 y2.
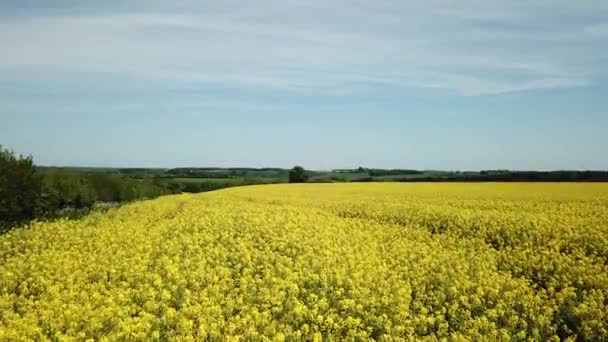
0 145 42 228
289 166 309 183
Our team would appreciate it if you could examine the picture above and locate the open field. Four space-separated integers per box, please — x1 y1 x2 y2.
1 183 608 340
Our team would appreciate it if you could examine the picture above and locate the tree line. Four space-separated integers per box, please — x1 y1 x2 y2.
1 146 170 230
0 146 310 230
396 170 608 182
3 144 606 230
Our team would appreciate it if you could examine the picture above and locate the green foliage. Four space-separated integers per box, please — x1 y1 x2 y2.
165 167 289 179
0 146 42 228
160 178 242 194
44 166 608 185
364 168 422 177
40 170 170 214
1 152 170 230
41 170 96 211
160 177 283 194
289 166 309 183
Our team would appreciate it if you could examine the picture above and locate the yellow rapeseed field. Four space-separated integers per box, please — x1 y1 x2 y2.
1 183 608 341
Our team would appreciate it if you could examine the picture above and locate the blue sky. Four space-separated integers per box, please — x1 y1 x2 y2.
1 1 607 170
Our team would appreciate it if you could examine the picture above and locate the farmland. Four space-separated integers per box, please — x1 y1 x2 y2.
1 183 608 340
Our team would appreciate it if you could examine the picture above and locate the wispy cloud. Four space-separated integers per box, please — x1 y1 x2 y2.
0 0 606 95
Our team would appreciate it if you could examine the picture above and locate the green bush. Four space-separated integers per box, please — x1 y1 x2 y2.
289 166 309 183
41 170 97 212
0 146 43 228
41 171 169 212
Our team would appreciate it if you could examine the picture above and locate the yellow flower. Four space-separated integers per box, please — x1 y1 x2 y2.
0 183 606 340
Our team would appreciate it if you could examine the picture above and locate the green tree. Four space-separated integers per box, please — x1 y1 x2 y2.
357 166 369 174
40 170 96 211
288 166 309 183
0 145 42 228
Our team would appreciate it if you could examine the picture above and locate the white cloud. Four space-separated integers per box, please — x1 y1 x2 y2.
0 0 605 95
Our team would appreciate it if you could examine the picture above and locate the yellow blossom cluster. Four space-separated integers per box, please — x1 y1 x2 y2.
1 183 607 340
